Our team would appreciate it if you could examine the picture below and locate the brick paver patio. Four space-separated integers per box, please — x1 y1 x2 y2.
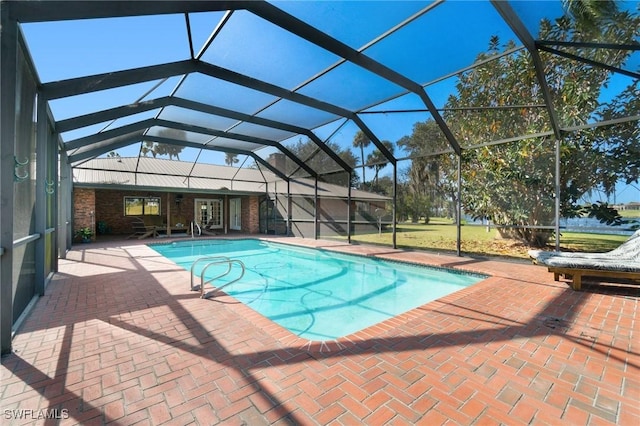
1 236 638 425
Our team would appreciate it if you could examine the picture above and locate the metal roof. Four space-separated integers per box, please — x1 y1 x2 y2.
12 0 640 186
73 157 390 201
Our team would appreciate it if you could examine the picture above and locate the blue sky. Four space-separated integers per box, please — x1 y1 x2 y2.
20 1 639 204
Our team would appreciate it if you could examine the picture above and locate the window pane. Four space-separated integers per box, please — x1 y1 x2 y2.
124 197 161 216
145 197 161 215
124 197 144 216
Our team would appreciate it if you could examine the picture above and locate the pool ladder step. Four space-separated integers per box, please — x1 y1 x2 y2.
190 256 246 299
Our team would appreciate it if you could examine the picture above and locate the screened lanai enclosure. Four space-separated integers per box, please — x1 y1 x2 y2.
1 0 638 353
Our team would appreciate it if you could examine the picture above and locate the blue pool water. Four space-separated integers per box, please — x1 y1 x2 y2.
149 239 485 341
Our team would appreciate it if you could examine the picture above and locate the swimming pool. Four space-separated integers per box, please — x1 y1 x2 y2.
149 239 485 341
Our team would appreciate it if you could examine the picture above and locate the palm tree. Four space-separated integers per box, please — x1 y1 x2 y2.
151 128 186 160
561 0 618 29
366 140 394 187
140 141 155 158
352 130 371 185
225 153 239 166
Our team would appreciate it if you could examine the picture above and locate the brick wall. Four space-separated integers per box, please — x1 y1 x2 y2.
94 189 129 234
82 188 262 236
245 196 260 234
93 190 199 235
73 188 96 241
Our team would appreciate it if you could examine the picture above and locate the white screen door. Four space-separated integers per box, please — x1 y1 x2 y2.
230 198 241 231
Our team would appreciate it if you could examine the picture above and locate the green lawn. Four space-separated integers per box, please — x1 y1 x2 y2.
620 209 640 219
348 219 629 259
558 232 628 252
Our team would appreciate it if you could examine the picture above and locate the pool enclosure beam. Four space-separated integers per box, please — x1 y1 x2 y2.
71 134 291 183
15 0 443 163
150 137 292 183
0 5 18 355
347 172 352 244
287 180 291 237
491 2 562 139
152 120 319 178
246 0 462 249
392 164 397 249
67 132 148 164
42 58 376 242
56 96 352 175
9 1 244 23
49 55 372 241
40 60 196 101
170 98 353 174
193 61 395 165
59 150 73 257
246 0 461 157
64 117 317 178
537 45 640 80
35 89 49 297
456 156 462 257
41 60 386 170
64 119 155 150
44 59 362 179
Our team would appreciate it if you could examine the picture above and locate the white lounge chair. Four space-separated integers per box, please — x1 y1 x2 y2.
528 230 640 262
529 230 640 290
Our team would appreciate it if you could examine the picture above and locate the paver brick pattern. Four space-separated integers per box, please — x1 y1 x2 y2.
1 236 638 425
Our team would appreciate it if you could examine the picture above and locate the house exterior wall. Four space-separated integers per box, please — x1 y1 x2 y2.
74 188 261 237
92 190 198 235
74 187 381 239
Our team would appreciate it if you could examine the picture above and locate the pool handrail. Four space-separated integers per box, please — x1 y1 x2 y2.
200 259 246 299
190 221 201 238
190 256 231 291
